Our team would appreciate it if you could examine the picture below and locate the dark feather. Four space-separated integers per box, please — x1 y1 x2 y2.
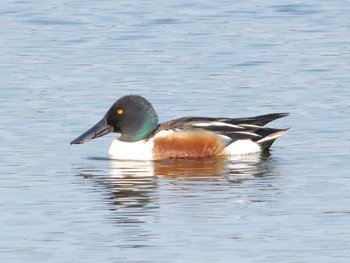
226 113 289 126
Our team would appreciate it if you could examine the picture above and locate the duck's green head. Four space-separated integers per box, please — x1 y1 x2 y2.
71 95 159 144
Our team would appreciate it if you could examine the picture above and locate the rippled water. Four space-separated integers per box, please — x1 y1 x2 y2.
1 0 350 262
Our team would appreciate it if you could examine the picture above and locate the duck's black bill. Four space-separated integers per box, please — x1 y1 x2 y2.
70 118 113 145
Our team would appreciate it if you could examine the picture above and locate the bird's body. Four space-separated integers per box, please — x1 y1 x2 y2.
71 95 289 160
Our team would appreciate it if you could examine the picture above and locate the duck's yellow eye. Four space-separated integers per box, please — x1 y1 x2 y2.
117 109 123 115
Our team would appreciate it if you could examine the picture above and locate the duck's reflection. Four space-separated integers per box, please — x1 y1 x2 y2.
75 159 157 222
224 152 276 183
72 152 283 252
74 152 278 223
73 153 282 251
153 156 226 179
159 153 275 183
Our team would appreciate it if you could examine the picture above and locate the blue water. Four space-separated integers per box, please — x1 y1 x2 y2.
1 0 350 262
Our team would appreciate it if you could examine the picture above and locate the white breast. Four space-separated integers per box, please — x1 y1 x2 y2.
108 139 154 160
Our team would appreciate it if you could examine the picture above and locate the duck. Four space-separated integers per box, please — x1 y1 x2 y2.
71 95 289 160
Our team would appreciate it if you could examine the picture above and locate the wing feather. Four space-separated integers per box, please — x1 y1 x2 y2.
156 113 289 150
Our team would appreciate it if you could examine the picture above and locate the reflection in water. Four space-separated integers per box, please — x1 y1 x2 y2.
74 152 276 215
75 159 157 224
225 152 276 183
73 153 281 252
153 157 227 179
73 153 281 249
152 153 276 184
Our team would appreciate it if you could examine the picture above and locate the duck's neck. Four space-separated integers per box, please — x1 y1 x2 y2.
120 112 159 142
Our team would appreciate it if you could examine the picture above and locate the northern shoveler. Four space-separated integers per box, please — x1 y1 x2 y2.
71 95 289 160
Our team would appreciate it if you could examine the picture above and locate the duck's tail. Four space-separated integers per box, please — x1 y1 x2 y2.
256 128 289 151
